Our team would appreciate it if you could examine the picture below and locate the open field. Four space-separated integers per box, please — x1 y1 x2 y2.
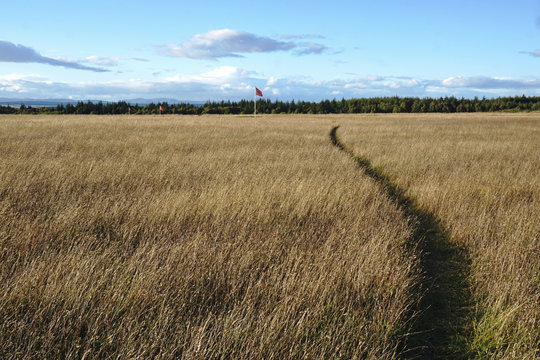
339 113 539 359
0 113 538 359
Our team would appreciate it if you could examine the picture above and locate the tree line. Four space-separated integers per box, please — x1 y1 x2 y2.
2 96 540 115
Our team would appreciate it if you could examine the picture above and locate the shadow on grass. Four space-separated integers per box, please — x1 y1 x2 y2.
330 126 473 359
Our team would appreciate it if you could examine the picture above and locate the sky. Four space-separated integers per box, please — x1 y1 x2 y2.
1 0 540 102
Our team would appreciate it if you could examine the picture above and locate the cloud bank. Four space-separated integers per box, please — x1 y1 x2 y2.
158 29 327 59
1 70 539 101
440 76 540 89
0 41 108 72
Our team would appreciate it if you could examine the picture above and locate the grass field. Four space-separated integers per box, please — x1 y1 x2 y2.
339 113 539 359
0 113 538 359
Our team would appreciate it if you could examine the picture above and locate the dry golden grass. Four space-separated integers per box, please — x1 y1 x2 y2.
339 113 539 359
1 113 538 359
0 115 419 359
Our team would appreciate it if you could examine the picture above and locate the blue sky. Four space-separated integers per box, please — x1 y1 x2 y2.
1 0 540 101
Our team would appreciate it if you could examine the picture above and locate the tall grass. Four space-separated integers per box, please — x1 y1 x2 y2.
340 113 539 359
0 115 419 359
2 113 537 359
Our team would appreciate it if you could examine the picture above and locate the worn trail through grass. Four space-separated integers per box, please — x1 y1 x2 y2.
330 126 474 359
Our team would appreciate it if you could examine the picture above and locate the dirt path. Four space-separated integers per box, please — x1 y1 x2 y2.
330 126 474 359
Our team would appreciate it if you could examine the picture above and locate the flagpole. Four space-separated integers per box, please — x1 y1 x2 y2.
254 87 256 118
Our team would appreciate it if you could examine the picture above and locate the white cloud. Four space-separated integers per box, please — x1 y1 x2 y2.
294 42 328 55
0 66 260 100
0 40 109 72
1 70 540 101
84 56 149 67
441 77 468 87
85 56 120 67
164 66 250 85
198 66 249 82
157 29 327 59
158 29 295 59
267 76 278 85
440 76 540 89
0 73 44 81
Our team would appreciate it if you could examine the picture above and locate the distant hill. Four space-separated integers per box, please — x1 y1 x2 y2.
0 98 205 108
0 98 94 108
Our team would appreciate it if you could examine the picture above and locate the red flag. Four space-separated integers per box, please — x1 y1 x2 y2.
255 88 263 97
159 105 164 111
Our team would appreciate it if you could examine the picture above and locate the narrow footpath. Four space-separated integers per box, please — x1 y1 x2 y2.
330 126 474 359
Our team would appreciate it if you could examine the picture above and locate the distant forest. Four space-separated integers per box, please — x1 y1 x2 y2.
2 95 540 115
